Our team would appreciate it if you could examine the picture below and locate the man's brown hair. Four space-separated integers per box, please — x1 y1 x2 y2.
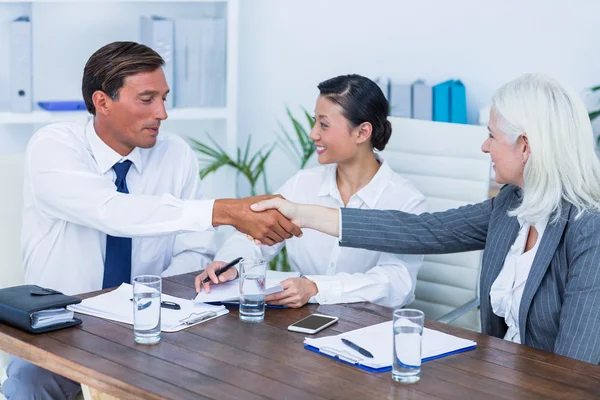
82 41 164 115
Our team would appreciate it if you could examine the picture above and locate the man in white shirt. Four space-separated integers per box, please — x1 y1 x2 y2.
3 41 300 400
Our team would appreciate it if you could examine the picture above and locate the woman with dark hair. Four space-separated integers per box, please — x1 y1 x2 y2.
197 74 427 309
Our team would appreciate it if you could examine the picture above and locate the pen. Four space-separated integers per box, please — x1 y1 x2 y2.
201 256 243 284
130 298 181 311
341 338 374 358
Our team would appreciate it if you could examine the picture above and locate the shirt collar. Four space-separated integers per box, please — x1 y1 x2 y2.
85 119 143 175
317 154 394 209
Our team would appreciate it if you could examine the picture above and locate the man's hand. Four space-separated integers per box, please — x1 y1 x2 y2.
195 261 238 293
265 278 318 308
213 195 302 246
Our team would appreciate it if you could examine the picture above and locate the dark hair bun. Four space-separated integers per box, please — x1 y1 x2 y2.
373 119 392 151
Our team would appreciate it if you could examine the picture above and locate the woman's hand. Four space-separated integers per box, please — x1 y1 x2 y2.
251 197 304 228
265 278 318 308
194 261 238 293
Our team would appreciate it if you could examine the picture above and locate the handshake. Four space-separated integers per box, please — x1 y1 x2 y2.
212 194 302 246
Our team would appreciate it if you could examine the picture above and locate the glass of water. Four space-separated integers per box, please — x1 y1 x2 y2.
392 308 424 384
132 275 161 344
239 258 267 323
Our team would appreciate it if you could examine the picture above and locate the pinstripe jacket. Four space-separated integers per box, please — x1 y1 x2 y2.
340 184 600 364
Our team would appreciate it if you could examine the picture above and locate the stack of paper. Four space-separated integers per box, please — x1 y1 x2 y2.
68 284 228 332
31 308 75 329
194 270 300 303
304 321 476 372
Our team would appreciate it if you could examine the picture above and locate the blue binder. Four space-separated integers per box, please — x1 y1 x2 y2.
432 80 452 122
450 80 467 124
433 79 468 124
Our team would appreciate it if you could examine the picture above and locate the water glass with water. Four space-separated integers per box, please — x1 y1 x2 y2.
132 275 161 344
392 308 424 384
239 258 267 323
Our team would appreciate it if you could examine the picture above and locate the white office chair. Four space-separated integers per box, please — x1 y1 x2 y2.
382 117 491 331
0 153 25 398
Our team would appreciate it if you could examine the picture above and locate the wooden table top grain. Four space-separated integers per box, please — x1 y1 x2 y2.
0 272 598 399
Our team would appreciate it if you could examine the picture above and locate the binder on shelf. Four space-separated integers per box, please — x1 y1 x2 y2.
411 80 432 121
10 16 33 113
140 15 174 109
174 19 202 107
433 80 468 124
197 17 227 107
450 80 467 124
432 80 452 122
389 83 412 118
304 321 476 373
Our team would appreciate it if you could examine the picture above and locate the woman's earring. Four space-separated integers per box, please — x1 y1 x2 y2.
522 159 526 166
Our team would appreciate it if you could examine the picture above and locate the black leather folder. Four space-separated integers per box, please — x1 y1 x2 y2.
0 285 82 333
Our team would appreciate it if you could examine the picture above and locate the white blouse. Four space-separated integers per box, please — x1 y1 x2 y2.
490 215 549 344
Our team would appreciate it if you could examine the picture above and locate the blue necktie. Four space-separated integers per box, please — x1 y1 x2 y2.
102 160 133 289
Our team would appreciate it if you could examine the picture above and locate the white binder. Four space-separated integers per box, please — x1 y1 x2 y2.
10 16 33 113
411 80 433 120
390 83 412 118
140 16 174 109
197 17 227 107
174 19 202 107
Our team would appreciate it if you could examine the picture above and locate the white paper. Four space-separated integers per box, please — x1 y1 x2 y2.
193 270 300 303
304 321 476 369
68 283 228 332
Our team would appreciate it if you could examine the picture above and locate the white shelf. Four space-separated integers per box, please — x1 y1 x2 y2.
0 107 228 125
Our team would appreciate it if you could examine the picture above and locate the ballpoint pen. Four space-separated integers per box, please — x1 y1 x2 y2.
130 298 181 311
201 256 243 284
341 338 374 358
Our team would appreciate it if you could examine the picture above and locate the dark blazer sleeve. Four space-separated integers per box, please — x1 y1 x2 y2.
340 196 495 255
555 216 600 364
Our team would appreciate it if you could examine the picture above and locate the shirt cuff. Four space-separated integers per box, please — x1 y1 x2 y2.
338 208 343 242
182 199 216 232
304 275 343 304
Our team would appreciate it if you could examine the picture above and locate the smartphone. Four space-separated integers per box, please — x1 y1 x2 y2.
287 313 339 334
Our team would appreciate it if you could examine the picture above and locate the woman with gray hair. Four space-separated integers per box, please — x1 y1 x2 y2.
251 73 600 364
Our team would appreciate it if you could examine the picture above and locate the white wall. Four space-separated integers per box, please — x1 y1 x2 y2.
238 0 600 190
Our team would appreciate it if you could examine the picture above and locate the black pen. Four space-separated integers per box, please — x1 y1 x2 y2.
341 338 374 358
201 257 243 284
130 298 181 311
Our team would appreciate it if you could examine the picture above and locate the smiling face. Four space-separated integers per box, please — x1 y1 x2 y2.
95 68 169 155
481 108 528 186
309 96 367 165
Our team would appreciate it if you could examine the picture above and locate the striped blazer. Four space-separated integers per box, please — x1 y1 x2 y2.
340 184 600 364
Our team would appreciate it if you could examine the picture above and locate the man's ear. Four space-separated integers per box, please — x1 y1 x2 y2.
92 90 111 116
356 122 373 144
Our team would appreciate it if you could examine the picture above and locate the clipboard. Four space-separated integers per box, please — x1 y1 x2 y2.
68 284 228 332
303 321 476 373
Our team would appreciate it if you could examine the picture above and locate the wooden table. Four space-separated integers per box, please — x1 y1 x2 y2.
1 272 599 399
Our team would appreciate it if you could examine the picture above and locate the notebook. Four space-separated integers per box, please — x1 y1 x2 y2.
304 321 476 373
68 283 228 332
193 270 300 303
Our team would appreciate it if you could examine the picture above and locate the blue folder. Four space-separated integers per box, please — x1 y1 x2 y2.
303 321 477 373
304 343 476 373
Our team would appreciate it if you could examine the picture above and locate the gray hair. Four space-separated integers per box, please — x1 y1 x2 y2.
492 73 600 223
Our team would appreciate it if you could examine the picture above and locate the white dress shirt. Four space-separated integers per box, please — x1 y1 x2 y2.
216 157 427 308
490 215 549 344
22 120 216 295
